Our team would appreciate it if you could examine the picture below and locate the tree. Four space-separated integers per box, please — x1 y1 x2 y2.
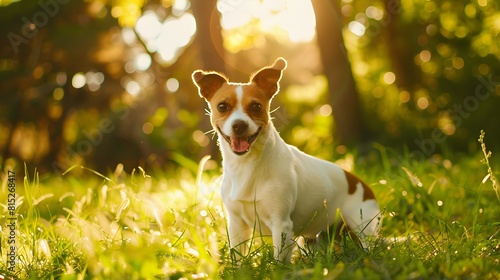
191 0 227 159
311 0 366 146
191 0 226 73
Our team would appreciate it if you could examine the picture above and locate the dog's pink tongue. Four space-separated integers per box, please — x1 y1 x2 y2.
230 137 249 153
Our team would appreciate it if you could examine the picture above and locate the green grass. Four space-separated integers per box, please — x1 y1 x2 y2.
1 135 500 279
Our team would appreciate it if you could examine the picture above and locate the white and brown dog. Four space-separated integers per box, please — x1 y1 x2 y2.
192 58 381 262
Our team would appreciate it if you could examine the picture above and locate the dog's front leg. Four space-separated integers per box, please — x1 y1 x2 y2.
271 217 294 262
228 215 252 261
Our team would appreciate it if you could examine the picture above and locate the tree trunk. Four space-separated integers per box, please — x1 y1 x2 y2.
191 0 227 159
311 0 366 146
383 0 418 90
191 0 226 73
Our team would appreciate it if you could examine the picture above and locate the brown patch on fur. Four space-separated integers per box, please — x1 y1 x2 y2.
207 84 238 125
206 83 272 131
192 71 228 100
242 85 271 120
250 57 287 98
344 170 376 201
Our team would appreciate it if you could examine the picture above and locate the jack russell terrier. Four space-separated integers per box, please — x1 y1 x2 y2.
192 58 381 262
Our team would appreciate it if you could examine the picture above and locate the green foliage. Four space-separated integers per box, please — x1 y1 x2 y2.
343 0 500 152
1 136 499 279
0 0 499 172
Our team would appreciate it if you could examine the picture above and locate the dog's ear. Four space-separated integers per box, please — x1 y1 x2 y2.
192 70 228 100
251 57 287 97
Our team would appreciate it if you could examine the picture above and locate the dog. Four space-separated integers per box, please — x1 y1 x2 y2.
192 58 381 262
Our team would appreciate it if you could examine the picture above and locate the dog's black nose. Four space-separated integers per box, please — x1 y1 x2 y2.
232 120 249 135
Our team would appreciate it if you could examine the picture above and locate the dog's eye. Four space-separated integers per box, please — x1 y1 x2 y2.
217 102 230 112
250 102 262 113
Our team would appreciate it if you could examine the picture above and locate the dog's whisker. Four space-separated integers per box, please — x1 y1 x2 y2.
269 106 280 115
203 129 217 140
204 129 216 135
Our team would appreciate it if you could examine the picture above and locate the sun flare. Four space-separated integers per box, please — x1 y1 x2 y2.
218 0 316 49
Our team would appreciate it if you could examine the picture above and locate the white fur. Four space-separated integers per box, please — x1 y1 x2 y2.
193 60 381 262
235 85 243 101
219 121 381 262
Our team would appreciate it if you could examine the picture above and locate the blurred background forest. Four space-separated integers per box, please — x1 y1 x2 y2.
0 0 499 174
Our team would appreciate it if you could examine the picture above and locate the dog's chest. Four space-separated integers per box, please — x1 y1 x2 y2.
220 169 288 234
220 156 274 201
223 196 273 233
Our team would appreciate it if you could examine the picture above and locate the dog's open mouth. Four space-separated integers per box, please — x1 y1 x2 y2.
218 126 262 155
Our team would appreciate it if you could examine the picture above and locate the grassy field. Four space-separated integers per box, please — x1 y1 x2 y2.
1 134 499 279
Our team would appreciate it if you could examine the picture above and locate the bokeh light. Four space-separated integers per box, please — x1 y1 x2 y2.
319 104 332 117
348 21 366 36
166 78 179 93
72 72 86 89
131 9 196 65
383 72 396 84
134 53 152 71
218 0 316 47
142 122 154 134
125 80 140 96
417 97 429 110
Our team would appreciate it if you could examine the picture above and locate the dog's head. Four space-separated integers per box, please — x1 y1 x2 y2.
192 58 287 156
